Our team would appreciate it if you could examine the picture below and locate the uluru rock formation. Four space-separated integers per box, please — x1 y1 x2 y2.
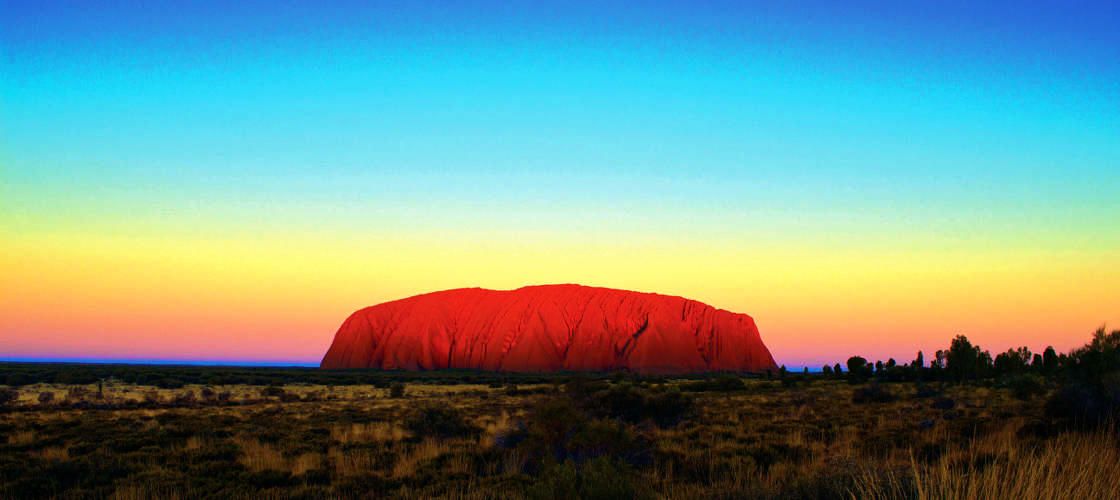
320 284 777 374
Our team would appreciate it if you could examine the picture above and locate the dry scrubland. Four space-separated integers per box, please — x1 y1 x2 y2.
2 377 1117 499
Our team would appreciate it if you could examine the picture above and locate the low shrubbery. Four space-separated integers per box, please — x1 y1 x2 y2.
1001 374 1047 400
500 397 652 470
566 380 694 427
0 388 17 407
388 382 406 398
852 383 896 404
404 405 480 441
0 373 1113 499
1043 328 1120 429
1044 374 1120 428
527 457 649 500
679 375 747 392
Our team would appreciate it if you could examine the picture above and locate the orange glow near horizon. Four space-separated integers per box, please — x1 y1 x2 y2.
3 232 1116 367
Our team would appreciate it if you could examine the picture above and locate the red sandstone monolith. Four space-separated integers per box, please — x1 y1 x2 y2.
320 284 777 374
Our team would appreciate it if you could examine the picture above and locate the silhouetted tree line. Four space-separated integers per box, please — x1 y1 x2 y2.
826 327 1120 426
822 329 1110 384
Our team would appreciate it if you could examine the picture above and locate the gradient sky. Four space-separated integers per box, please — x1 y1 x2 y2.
2 1 1118 368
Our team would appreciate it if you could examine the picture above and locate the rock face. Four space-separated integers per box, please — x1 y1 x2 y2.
320 284 777 374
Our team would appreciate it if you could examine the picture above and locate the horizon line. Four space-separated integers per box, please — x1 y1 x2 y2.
0 357 830 372
0 357 320 368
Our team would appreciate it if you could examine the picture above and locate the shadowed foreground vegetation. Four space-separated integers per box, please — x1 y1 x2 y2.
1 328 1118 499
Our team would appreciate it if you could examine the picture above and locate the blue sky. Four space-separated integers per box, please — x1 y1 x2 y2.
2 1 1118 366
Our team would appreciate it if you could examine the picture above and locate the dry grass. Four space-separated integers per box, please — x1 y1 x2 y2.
233 437 288 472
2 378 1112 498
852 425 1120 499
110 483 189 500
181 435 207 451
291 452 323 475
392 438 449 478
8 430 36 446
331 421 405 443
328 447 378 477
478 410 512 448
32 445 70 461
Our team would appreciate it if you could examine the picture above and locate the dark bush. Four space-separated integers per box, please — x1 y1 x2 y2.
1002 374 1046 400
174 390 197 405
260 386 287 399
578 383 694 427
503 396 653 472
0 388 17 407
565 419 652 466
846 356 871 383
526 457 648 500
1044 328 1120 428
501 397 584 461
913 384 940 398
852 383 896 404
680 375 747 392
932 397 956 410
246 470 295 488
37 391 55 405
404 404 480 440
65 386 88 401
1045 374 1120 428
156 378 185 389
388 382 406 398
142 391 161 405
